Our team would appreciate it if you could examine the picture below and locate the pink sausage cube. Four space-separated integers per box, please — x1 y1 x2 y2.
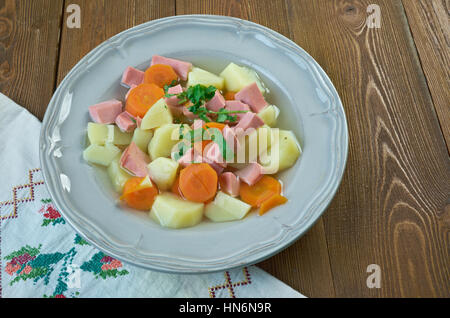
225 100 251 121
177 148 196 167
219 172 240 197
121 67 144 88
120 142 150 177
88 100 123 124
235 82 267 113
115 111 137 133
151 55 192 81
234 112 264 133
235 163 263 186
204 142 225 165
164 84 184 107
206 90 226 112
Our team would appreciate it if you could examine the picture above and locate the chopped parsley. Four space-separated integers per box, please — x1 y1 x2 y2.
166 84 249 123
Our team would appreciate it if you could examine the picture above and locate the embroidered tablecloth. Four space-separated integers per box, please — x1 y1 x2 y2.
0 93 304 298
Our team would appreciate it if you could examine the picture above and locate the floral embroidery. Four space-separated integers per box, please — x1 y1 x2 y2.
38 199 65 226
80 252 129 279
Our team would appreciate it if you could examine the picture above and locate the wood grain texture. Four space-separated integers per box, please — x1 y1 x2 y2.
402 0 450 151
56 0 175 84
284 0 449 297
176 0 336 298
0 0 64 120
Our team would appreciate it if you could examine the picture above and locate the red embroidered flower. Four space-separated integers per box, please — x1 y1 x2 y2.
20 265 32 275
54 294 66 298
100 255 114 263
110 259 122 269
5 262 21 275
101 263 113 271
44 205 61 219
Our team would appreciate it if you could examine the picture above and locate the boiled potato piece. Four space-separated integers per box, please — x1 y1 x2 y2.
257 105 279 127
87 122 109 145
259 130 301 173
187 67 224 90
147 157 179 190
107 155 132 193
148 124 191 160
141 98 173 130
150 193 204 229
131 127 153 153
220 63 265 93
83 143 120 166
205 191 251 222
106 125 132 145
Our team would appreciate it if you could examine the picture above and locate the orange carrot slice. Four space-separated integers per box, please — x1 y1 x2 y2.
144 64 178 88
179 163 218 203
121 177 158 211
259 194 287 215
239 175 282 207
125 83 164 118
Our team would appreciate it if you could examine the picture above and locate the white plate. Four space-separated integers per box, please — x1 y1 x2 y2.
40 15 348 273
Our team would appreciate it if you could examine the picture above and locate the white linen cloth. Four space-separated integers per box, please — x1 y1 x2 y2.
0 93 304 298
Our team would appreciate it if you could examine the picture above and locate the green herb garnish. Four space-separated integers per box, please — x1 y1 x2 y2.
169 84 249 123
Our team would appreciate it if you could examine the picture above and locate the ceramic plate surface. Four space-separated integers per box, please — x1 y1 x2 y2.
40 15 348 273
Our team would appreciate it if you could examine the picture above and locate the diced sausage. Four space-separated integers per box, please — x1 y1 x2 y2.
115 111 136 133
219 172 240 197
120 142 150 177
151 55 192 81
88 100 123 124
235 163 263 186
121 67 144 88
205 90 226 112
235 82 267 113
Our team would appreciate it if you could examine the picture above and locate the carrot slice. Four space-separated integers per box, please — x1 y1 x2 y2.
239 175 282 207
224 91 236 100
121 177 158 211
125 83 164 118
199 122 227 152
144 64 178 88
179 163 218 203
259 194 287 215
203 122 226 131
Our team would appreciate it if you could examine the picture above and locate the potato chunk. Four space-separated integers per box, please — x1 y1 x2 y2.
131 127 153 153
220 63 265 93
148 124 191 160
150 193 204 229
147 157 179 190
87 122 109 145
187 67 224 90
257 105 279 127
259 130 301 173
140 98 173 130
106 125 133 145
205 191 251 222
83 143 121 166
107 155 132 192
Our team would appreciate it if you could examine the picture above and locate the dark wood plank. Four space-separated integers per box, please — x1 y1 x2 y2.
284 0 449 297
57 0 176 84
402 0 450 151
176 0 336 298
0 0 64 120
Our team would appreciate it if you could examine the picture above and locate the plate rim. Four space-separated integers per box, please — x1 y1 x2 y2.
40 14 349 273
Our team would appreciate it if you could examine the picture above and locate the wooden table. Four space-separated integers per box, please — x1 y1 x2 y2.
1 0 448 297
